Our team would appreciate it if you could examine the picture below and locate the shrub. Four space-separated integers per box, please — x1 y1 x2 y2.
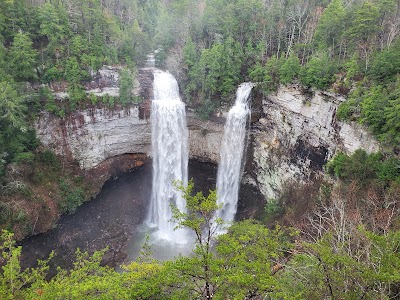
13 152 35 164
58 179 85 214
280 53 301 85
37 150 60 169
119 69 135 105
326 150 400 185
301 52 338 89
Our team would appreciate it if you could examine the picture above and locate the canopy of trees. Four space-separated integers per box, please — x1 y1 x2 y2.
1 181 400 299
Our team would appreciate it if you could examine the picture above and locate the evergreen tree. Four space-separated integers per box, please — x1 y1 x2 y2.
8 32 38 81
314 0 345 50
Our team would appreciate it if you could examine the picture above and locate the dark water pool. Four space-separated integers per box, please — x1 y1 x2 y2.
20 160 218 270
20 160 264 271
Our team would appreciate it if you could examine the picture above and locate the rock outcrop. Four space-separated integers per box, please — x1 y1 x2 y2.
36 107 152 169
251 85 379 200
36 67 224 169
187 113 224 163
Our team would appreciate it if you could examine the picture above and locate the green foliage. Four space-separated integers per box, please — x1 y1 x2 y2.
345 53 363 81
337 76 400 147
119 69 135 105
281 228 400 299
58 179 85 214
215 220 295 298
0 230 50 300
36 150 60 170
0 80 27 130
67 84 86 111
301 52 338 89
360 83 388 134
195 98 217 120
263 55 284 92
345 1 380 46
183 37 197 69
280 53 301 85
88 92 98 106
0 78 39 180
172 179 222 238
8 32 38 81
13 152 35 164
248 63 266 83
326 150 400 185
264 198 283 221
336 97 360 121
185 37 243 108
169 182 297 299
314 0 345 50
65 57 88 84
1 179 400 299
368 41 400 81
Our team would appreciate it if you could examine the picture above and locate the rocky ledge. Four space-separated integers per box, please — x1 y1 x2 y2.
250 85 379 200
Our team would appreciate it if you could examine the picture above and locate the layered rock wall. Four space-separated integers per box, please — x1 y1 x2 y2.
251 85 379 200
36 66 224 169
36 107 152 169
35 66 380 204
187 113 224 163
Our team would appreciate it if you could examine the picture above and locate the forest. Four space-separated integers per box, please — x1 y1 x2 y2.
0 0 400 299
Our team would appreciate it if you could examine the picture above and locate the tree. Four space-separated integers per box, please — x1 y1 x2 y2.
280 53 301 85
0 80 26 130
360 83 388 135
383 78 400 145
171 179 222 299
314 0 345 50
0 230 49 300
119 68 135 105
168 181 295 299
263 55 284 92
368 41 400 81
301 52 337 89
8 32 38 81
345 1 381 70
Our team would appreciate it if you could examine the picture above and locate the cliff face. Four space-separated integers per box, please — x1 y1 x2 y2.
251 85 379 200
36 67 224 169
187 113 224 163
36 107 152 169
35 68 379 204
36 108 224 168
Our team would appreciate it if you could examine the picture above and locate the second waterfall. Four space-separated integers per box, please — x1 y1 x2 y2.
216 83 253 224
146 70 188 242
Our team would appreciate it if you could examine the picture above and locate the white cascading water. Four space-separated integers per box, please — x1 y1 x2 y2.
146 70 189 242
215 82 253 224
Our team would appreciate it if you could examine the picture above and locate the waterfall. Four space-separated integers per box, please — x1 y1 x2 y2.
215 82 253 224
146 70 188 242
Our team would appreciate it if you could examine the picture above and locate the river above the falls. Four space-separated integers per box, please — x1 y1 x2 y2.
20 160 264 272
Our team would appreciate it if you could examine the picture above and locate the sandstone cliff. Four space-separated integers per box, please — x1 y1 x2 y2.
251 85 379 200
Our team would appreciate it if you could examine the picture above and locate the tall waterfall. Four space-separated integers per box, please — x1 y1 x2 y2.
146 70 188 242
215 83 253 224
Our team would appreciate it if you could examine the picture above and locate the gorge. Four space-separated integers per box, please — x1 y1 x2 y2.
1 0 399 297
35 67 379 208
18 65 380 268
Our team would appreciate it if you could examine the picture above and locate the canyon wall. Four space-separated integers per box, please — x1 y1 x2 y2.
36 67 380 204
251 85 379 200
36 67 224 170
